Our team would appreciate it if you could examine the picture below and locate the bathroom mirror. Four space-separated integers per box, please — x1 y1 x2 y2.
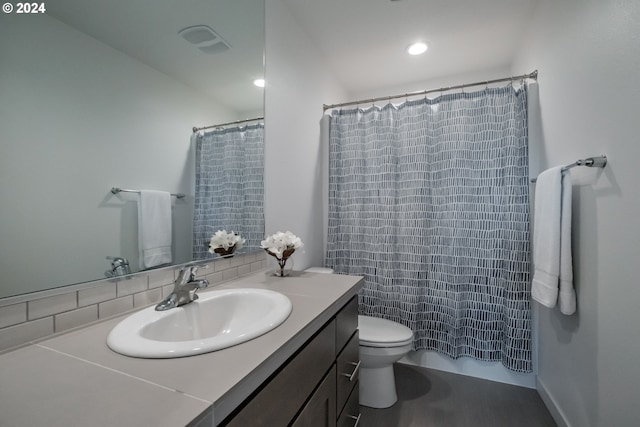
0 0 265 299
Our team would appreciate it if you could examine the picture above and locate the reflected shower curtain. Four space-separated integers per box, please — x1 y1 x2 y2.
326 87 532 372
192 124 264 260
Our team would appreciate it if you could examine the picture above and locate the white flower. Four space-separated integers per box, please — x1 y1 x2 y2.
261 231 304 260
208 230 245 252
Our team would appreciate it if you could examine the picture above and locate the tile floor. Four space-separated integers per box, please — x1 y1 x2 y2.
359 363 557 427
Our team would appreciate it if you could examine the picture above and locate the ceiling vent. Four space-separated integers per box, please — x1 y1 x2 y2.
178 25 231 54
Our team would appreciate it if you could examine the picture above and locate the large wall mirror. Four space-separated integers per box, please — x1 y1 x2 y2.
0 0 265 299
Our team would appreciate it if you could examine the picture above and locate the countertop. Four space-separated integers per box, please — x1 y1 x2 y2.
0 271 363 426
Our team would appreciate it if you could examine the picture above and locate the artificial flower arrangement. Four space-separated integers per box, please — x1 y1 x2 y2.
261 231 304 276
208 230 245 257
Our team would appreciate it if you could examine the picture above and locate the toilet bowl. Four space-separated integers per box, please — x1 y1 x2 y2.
358 314 413 408
304 267 414 409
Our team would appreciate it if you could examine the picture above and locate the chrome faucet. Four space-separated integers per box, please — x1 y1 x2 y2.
105 257 131 278
155 266 209 311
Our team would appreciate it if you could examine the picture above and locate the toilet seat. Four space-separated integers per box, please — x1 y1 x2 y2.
358 315 413 348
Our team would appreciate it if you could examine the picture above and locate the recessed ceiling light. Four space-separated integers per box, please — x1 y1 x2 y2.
407 42 429 56
253 78 265 88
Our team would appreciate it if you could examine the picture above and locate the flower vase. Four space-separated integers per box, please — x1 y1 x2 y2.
212 245 236 257
273 257 294 277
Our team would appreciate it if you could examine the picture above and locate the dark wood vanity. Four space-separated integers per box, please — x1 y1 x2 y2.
225 296 361 426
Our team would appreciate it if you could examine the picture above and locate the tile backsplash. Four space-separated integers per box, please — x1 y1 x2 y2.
0 252 266 352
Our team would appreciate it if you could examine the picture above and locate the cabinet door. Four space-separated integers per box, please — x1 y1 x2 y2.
226 322 336 427
291 365 337 427
337 384 361 427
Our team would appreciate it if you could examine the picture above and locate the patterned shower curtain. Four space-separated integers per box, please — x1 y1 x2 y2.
192 124 264 260
326 87 531 372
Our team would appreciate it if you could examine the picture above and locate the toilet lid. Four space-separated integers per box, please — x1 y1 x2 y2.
304 267 334 274
358 315 413 347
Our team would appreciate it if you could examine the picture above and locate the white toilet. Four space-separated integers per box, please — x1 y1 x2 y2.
305 267 414 408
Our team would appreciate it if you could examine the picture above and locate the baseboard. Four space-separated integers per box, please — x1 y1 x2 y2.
400 350 536 389
536 377 570 427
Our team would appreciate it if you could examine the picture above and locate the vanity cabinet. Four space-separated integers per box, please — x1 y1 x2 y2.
291 366 337 427
335 297 360 426
223 296 361 427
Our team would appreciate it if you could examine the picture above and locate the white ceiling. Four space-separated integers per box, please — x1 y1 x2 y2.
47 0 265 115
282 0 539 95
45 0 538 114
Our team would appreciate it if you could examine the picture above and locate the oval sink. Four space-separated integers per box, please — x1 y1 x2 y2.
107 288 292 358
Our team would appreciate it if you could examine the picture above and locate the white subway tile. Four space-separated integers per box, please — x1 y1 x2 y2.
205 271 223 285
0 317 53 351
230 254 248 267
116 275 147 297
28 293 77 321
55 305 98 332
148 270 175 289
0 303 27 329
78 283 117 307
98 296 133 319
222 268 238 281
250 261 265 273
214 259 231 272
238 264 252 277
133 288 163 308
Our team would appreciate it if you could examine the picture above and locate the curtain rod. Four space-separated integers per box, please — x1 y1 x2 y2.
192 116 264 133
322 70 538 111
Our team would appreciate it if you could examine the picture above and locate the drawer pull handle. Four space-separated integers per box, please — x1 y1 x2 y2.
341 360 361 382
348 413 362 427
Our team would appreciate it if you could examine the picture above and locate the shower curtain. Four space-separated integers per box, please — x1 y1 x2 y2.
192 124 264 260
325 87 532 372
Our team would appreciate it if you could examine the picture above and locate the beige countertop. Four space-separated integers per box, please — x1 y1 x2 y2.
0 271 363 427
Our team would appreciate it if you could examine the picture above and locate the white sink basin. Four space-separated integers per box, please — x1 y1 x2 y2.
107 288 292 358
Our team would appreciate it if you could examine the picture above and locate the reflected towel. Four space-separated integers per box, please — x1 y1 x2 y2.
531 167 576 314
138 190 172 269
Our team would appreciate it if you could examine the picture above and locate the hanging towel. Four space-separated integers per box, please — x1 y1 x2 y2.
138 190 172 270
531 167 576 314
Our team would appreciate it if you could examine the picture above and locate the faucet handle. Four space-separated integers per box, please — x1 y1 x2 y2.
188 266 198 278
188 264 211 279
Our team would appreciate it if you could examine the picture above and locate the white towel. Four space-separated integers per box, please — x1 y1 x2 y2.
531 167 576 314
138 190 172 270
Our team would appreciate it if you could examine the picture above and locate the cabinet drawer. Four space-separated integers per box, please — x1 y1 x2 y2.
336 296 358 354
226 320 336 427
337 383 360 427
336 330 359 414
291 365 337 427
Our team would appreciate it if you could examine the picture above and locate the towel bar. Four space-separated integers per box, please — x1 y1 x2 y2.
530 155 607 183
111 187 186 199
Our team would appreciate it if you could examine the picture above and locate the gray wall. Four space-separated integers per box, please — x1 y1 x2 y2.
264 0 348 271
513 0 640 425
